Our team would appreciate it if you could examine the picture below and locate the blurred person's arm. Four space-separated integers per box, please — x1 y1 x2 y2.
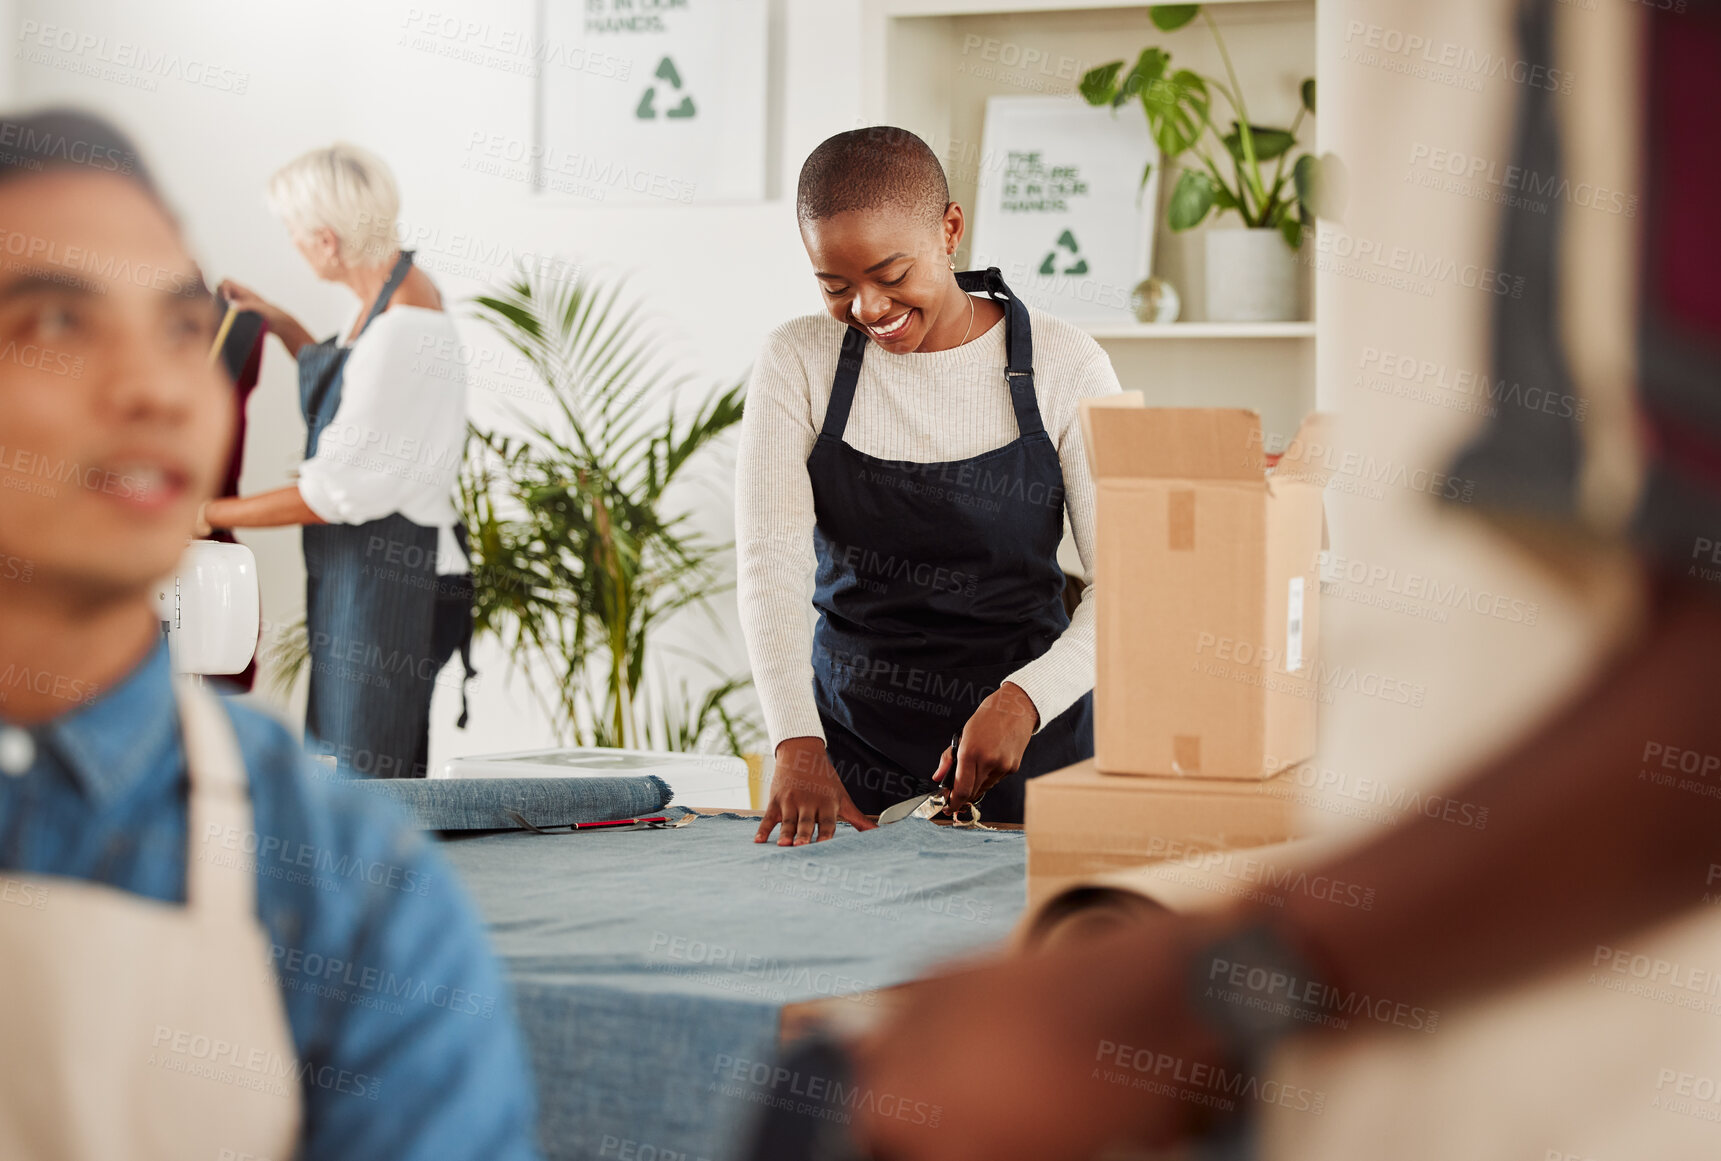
855 579 1721 1161
735 327 825 758
201 485 323 531
1276 578 1721 1003
286 775 543 1161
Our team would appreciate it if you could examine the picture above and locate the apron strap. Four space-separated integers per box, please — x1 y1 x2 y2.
454 631 476 729
175 679 257 918
819 324 870 442
301 250 418 435
355 249 416 338
956 267 1044 438
451 522 477 730
820 267 1043 441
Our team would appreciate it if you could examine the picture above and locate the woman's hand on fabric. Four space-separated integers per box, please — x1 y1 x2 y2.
756 737 876 845
935 681 1040 811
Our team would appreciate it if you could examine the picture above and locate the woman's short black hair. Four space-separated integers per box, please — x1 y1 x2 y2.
0 108 156 194
796 126 950 228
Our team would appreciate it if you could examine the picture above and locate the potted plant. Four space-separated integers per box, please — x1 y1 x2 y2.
459 269 760 757
1080 3 1339 322
256 271 760 765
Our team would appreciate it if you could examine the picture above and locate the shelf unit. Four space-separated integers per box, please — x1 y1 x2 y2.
868 0 1294 14
1082 321 1315 340
861 0 1322 441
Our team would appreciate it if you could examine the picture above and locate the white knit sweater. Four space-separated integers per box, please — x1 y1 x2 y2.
735 303 1123 748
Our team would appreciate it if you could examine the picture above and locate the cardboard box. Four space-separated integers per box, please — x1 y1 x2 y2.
1025 758 1302 909
1081 399 1328 779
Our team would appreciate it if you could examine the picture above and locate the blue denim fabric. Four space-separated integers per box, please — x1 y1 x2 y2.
441 814 1028 1161
355 776 672 831
0 640 542 1161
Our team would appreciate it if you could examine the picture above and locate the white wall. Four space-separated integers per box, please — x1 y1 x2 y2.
0 0 17 102
11 0 861 765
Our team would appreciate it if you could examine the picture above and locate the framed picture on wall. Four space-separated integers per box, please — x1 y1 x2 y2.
969 96 1160 325
539 0 768 206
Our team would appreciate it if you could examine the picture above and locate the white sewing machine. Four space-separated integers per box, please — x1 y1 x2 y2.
153 539 260 677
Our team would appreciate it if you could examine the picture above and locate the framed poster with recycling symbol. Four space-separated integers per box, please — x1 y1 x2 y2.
540 0 767 205
969 96 1161 324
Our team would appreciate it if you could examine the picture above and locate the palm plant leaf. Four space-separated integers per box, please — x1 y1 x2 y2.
460 266 755 752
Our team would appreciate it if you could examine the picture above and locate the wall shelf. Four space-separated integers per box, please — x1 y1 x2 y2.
862 0 1325 437
1083 321 1315 341
873 0 1304 16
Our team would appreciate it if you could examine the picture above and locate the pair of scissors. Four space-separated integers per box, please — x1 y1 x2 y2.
504 810 696 834
876 732 989 827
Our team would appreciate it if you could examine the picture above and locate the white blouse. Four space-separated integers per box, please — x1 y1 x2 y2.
295 306 469 574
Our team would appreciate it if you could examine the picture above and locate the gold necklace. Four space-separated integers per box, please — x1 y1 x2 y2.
959 292 975 346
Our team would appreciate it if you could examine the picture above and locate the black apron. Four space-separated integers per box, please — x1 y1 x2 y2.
298 251 475 778
808 267 1094 823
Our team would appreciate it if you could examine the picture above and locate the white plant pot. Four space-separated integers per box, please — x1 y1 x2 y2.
1204 227 1300 322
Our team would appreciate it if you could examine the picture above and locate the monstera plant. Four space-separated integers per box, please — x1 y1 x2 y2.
1080 3 1341 249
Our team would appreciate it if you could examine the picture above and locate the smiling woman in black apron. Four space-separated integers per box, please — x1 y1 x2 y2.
204 144 474 778
739 127 1122 843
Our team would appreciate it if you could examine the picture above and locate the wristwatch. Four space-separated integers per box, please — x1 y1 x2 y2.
1185 920 1336 1062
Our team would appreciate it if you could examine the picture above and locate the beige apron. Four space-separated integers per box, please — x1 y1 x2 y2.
0 678 303 1160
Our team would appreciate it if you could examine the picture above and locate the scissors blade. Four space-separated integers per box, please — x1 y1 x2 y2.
877 792 935 826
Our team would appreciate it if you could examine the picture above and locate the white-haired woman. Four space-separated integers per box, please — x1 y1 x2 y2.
205 143 473 779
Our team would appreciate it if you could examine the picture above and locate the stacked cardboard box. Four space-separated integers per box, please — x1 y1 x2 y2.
1027 398 1327 905
1025 759 1303 907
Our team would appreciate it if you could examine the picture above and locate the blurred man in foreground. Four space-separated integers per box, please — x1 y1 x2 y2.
854 3 1721 1158
0 109 541 1159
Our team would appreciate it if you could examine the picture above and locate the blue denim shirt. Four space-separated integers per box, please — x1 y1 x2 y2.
0 641 542 1160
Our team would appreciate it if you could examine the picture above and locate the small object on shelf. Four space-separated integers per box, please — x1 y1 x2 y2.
1131 276 1181 324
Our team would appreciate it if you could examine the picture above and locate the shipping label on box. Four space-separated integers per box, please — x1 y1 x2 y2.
1080 400 1329 779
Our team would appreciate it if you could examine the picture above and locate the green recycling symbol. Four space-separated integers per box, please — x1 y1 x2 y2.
1038 229 1088 276
636 56 696 119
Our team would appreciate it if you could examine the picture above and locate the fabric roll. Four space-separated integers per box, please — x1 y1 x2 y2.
353 775 671 832
1013 837 1357 952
